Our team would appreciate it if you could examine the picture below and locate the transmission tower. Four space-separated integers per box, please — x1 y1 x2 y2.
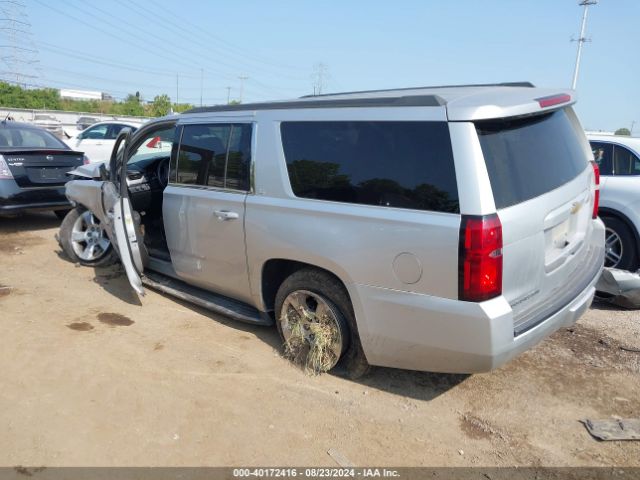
311 62 329 96
0 0 40 87
571 0 597 90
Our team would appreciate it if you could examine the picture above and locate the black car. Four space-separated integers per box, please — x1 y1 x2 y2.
0 120 86 218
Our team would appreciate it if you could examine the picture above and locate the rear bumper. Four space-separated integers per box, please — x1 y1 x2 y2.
0 179 71 215
349 222 605 374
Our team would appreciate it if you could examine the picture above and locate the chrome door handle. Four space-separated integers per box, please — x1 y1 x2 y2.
213 210 239 221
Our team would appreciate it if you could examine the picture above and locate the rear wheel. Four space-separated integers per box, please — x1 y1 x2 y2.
275 268 369 376
602 216 639 271
59 207 117 267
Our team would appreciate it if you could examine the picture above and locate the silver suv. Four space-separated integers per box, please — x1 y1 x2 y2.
59 83 605 375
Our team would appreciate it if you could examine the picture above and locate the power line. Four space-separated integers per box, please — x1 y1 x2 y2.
38 42 200 79
117 0 303 76
43 0 295 100
30 0 206 74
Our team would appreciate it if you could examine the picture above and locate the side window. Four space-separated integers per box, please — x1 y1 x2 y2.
590 142 613 175
613 145 640 176
82 125 108 140
280 121 459 213
173 123 251 190
127 125 175 165
106 124 128 140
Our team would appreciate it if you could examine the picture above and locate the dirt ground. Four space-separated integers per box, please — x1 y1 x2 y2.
1 212 639 467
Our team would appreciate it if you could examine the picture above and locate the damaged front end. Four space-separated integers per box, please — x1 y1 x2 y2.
65 179 119 244
595 268 640 309
64 128 146 295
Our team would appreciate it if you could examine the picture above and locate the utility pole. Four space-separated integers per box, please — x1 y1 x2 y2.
631 121 636 136
571 0 597 90
226 86 231 104
199 68 203 107
238 76 248 103
0 0 40 87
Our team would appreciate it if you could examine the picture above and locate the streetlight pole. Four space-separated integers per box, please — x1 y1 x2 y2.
571 0 597 90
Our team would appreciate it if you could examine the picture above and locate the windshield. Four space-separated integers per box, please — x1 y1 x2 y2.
0 127 67 149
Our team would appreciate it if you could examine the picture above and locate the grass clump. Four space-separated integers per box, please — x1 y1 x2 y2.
284 314 339 375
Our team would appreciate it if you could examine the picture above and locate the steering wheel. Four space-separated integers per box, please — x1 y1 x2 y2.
156 158 170 188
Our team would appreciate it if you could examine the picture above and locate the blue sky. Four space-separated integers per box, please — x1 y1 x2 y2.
13 0 640 133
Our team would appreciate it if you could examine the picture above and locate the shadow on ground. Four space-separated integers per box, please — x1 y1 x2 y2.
56 244 467 402
0 212 61 234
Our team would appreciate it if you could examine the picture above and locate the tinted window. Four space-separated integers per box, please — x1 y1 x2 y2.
106 124 134 140
174 123 251 190
613 145 640 176
280 121 459 213
590 141 613 175
0 127 66 148
476 109 588 209
83 125 108 139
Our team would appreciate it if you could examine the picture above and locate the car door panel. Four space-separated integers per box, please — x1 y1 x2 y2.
163 121 253 304
163 187 251 303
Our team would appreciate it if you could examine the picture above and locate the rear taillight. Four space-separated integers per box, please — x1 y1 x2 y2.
459 214 503 302
591 160 600 219
0 155 14 179
83 154 90 165
146 136 161 148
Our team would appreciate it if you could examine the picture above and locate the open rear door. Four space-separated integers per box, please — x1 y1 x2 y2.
104 129 145 295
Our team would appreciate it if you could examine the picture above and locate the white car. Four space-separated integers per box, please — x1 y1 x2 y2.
65 121 142 163
32 114 64 138
587 133 640 271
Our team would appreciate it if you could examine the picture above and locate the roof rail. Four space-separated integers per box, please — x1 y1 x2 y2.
183 94 445 115
299 82 535 99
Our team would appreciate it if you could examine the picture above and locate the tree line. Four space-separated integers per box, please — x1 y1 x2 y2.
0 82 193 117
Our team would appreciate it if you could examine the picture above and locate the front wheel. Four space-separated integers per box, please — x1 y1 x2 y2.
59 207 117 267
602 216 639 271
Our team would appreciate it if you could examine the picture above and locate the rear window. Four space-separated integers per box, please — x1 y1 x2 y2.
281 121 459 214
0 127 66 149
476 109 588 209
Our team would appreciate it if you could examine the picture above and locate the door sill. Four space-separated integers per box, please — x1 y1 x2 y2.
142 270 273 327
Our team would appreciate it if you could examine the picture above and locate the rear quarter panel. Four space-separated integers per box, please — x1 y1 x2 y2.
244 108 461 313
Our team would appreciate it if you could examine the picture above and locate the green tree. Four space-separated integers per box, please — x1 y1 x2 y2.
615 128 631 136
172 103 194 113
150 94 171 116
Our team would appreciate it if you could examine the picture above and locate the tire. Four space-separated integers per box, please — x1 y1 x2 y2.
601 216 639 271
275 268 370 377
59 207 118 267
54 209 71 220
